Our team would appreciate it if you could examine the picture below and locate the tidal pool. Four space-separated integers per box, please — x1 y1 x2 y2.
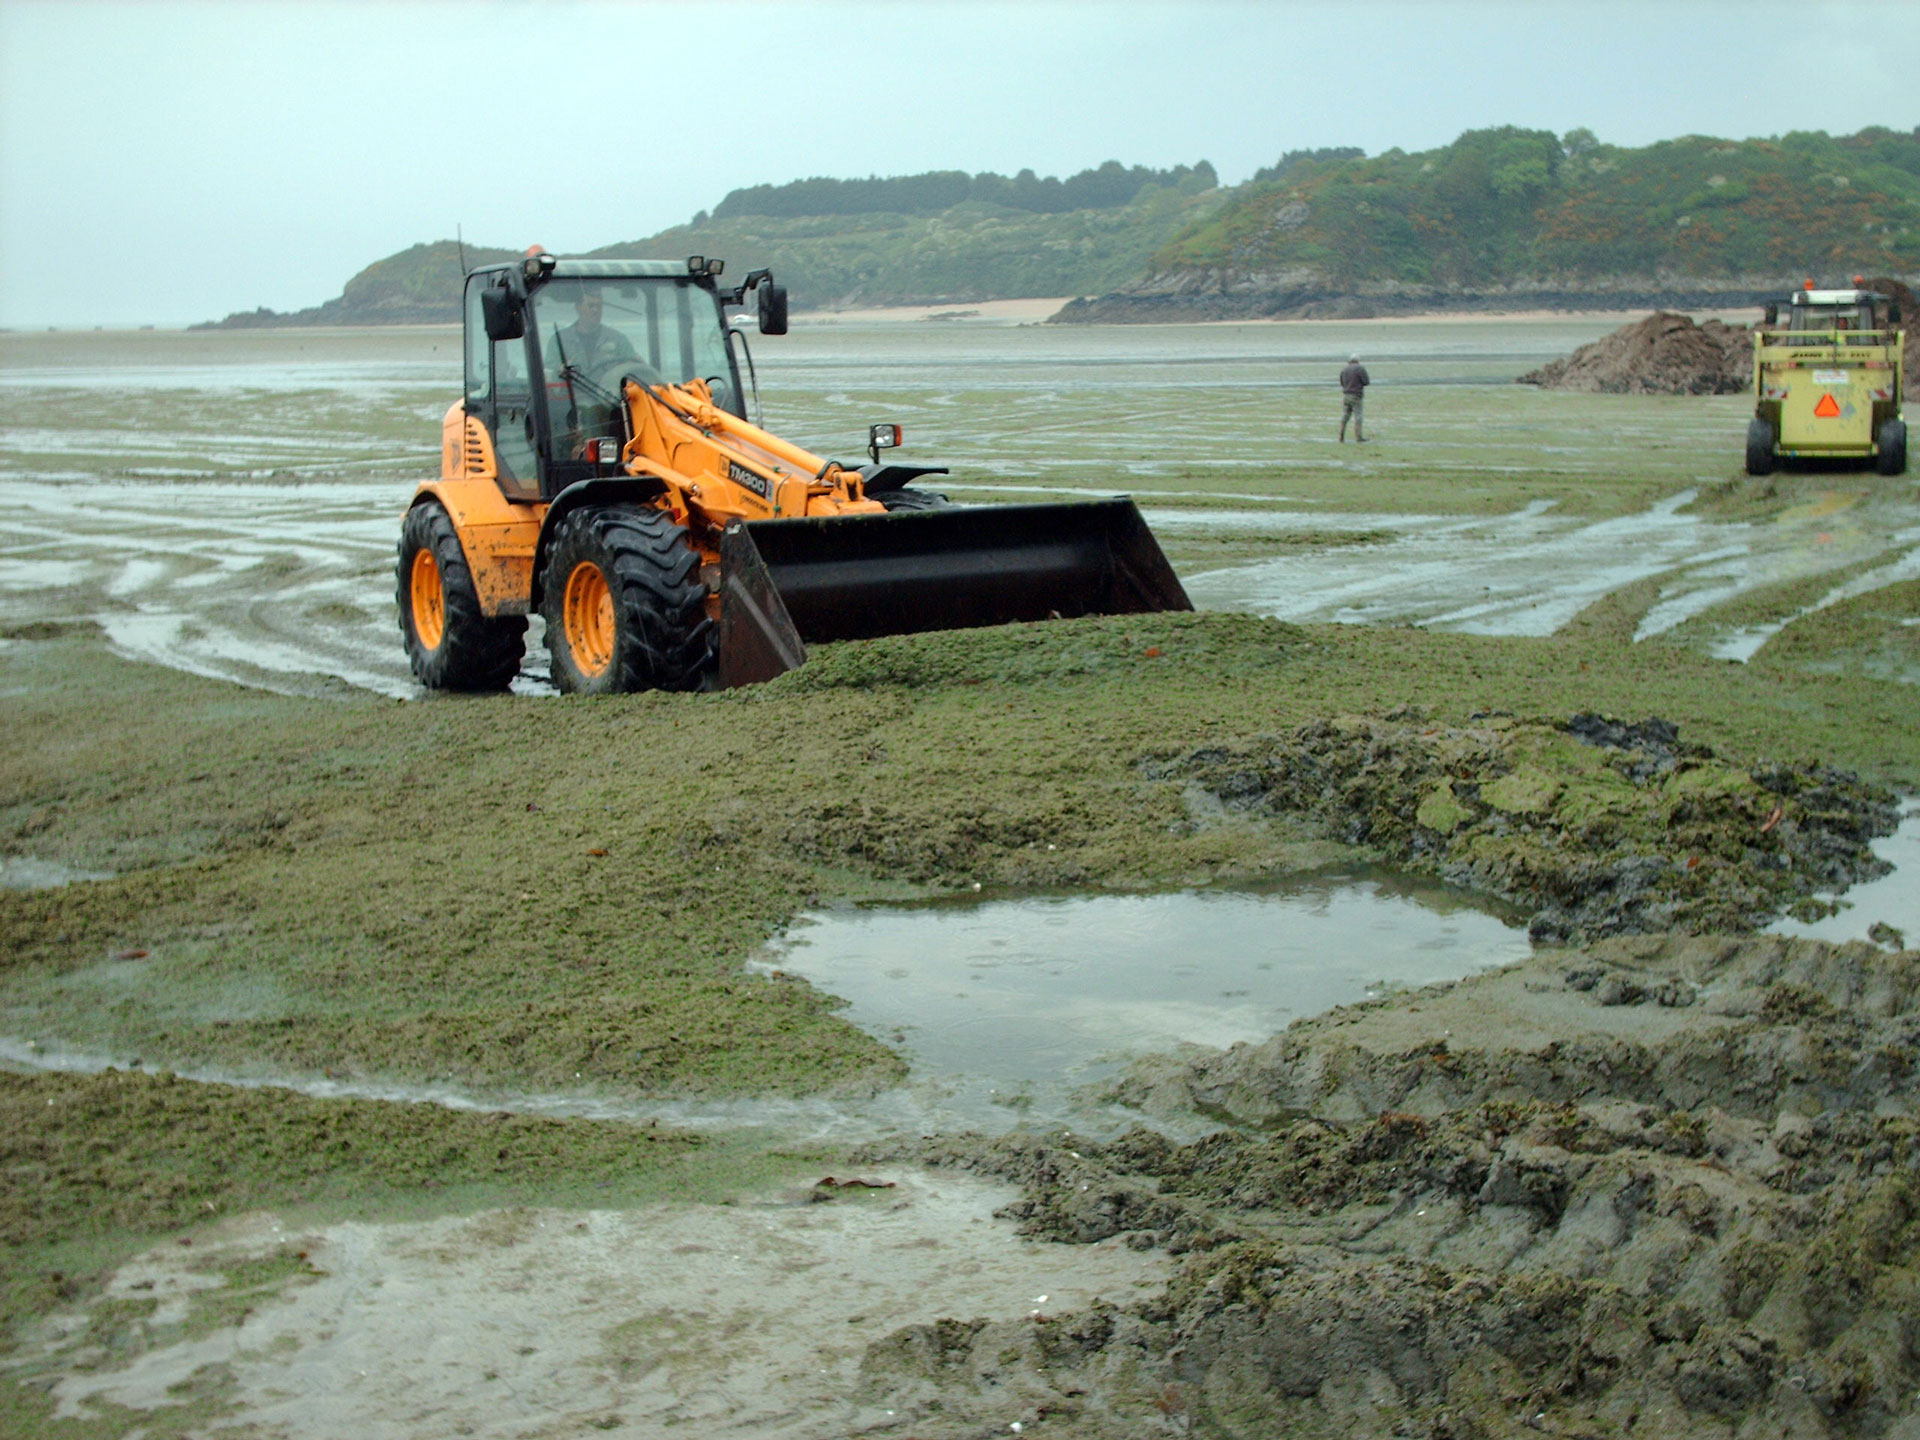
1771 807 1920 948
754 868 1532 1130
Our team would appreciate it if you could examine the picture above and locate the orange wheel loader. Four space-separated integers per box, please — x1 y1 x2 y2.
397 251 1191 694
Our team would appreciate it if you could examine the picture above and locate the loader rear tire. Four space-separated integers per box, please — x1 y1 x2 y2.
876 486 951 512
1745 418 1776 477
397 501 526 691
1877 419 1908 476
540 504 714 695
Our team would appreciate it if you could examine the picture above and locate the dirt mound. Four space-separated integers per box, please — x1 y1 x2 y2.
1863 275 1920 402
859 932 1920 1438
1519 311 1753 395
1152 713 1899 943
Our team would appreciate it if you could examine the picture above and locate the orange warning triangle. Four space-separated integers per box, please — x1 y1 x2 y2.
1814 392 1842 418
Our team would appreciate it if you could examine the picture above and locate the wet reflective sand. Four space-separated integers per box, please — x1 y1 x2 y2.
15 314 1909 699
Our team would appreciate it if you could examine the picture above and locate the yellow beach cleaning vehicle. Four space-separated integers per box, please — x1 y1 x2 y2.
1747 277 1906 476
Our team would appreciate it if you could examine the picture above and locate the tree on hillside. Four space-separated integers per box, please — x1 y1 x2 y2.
711 161 1215 219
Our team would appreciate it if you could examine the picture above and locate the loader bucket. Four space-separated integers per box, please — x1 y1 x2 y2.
714 497 1190 688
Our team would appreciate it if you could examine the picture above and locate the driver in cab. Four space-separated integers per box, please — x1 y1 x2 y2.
547 287 636 371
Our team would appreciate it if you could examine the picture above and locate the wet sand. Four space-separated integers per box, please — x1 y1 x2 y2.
30 1170 1169 1440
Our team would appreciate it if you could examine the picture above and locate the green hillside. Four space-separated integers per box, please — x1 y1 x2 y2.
1069 126 1920 318
195 162 1224 327
598 182 1222 309
196 130 1920 329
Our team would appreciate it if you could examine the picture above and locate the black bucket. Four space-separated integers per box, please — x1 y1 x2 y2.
715 498 1190 687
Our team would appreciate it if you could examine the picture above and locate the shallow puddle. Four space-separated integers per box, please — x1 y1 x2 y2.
0 855 112 888
755 869 1531 1129
1771 807 1920 948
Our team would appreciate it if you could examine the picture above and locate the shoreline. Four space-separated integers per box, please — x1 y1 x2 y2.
9 300 1770 338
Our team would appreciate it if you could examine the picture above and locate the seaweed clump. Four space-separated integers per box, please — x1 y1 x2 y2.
1156 712 1899 941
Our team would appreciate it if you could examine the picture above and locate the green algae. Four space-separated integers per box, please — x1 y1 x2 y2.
1414 783 1472 834
1481 767 1562 816
0 1068 700 1253
8 325 1917 1437
1 1368 243 1440
1755 576 1920 686
4 592 1917 1095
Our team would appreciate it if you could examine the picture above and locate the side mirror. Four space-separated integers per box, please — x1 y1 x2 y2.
758 282 789 336
481 287 524 342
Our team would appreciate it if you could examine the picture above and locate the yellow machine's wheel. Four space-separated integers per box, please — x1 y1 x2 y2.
410 548 446 651
562 560 615 678
396 501 526 691
538 503 714 695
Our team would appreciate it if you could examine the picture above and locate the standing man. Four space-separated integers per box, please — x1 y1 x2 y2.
1339 353 1370 443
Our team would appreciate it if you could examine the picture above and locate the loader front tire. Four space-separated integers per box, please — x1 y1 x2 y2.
1877 419 1908 476
876 486 951 512
540 504 713 695
397 501 526 691
1745 418 1776 477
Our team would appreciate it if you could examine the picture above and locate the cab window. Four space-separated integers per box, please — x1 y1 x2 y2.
463 283 490 404
1791 304 1870 332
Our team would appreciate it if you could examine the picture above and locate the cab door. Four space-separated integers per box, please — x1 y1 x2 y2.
464 276 541 501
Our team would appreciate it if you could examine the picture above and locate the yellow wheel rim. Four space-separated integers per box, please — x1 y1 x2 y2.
409 548 445 650
563 560 614 677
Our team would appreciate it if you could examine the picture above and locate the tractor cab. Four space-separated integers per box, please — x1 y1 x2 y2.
1775 288 1895 336
461 254 786 501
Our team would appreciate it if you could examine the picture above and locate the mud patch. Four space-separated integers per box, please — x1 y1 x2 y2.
1156 711 1900 942
1753 576 1920 686
853 933 1920 1438
12 1171 1168 1439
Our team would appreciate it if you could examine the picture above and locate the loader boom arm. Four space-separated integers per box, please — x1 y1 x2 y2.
618 377 884 535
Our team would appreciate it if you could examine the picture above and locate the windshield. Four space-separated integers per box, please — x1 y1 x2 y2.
530 276 740 463
534 277 733 391
1789 303 1878 333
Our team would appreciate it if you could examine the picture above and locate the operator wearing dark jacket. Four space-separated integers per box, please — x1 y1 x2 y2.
547 289 637 372
1339 354 1369 443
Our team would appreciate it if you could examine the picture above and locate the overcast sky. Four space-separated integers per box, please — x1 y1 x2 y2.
2 0 1916 328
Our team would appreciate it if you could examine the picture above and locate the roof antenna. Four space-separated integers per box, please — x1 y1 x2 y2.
457 225 471 277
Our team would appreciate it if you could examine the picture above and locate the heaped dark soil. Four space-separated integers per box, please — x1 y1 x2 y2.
1518 311 1753 395
855 931 1920 1439
1863 275 1920 402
